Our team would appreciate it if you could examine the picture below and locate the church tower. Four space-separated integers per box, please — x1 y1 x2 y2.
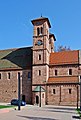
31 17 51 84
31 17 55 105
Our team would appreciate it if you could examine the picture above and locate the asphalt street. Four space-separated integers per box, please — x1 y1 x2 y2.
0 105 80 120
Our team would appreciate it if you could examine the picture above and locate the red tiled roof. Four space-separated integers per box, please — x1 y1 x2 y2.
48 76 78 83
50 50 79 65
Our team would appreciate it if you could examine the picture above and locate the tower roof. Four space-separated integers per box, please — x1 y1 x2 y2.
49 33 56 41
31 17 51 28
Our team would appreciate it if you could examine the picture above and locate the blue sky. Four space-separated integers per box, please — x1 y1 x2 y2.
0 0 81 50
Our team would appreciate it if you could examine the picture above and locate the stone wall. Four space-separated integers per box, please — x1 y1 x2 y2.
0 69 32 103
47 84 78 106
48 64 79 106
49 65 78 77
32 65 49 84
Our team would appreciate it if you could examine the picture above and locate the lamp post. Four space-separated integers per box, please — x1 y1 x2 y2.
39 85 41 107
79 75 81 111
18 72 21 110
77 85 78 109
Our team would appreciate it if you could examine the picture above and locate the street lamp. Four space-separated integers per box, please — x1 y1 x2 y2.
79 75 81 111
39 85 41 107
39 80 46 107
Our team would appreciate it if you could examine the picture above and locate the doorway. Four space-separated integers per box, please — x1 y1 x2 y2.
22 95 25 102
36 95 39 104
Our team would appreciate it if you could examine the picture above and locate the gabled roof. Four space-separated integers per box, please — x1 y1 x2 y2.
0 47 32 70
50 50 79 65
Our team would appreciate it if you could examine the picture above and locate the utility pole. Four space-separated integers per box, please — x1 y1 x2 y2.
18 72 21 110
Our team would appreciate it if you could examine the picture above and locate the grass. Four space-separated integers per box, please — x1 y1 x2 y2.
0 105 15 109
76 108 81 117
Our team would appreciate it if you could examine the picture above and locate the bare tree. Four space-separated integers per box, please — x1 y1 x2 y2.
56 45 71 52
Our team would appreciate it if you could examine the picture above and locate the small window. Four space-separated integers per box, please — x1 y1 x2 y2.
39 70 41 76
41 27 43 34
55 70 57 76
0 73 1 79
53 89 56 94
39 54 41 60
42 93 44 98
28 72 31 78
69 89 71 94
69 69 72 75
8 73 10 79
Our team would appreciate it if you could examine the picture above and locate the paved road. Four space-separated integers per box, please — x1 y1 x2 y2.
0 105 80 120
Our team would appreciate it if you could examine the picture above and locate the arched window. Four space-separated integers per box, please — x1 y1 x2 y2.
39 54 41 60
8 73 10 79
69 89 72 94
53 89 56 94
41 27 43 34
55 70 57 76
42 93 44 98
37 27 40 36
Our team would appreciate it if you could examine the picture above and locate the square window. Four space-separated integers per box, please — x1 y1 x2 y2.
69 69 72 75
55 70 57 76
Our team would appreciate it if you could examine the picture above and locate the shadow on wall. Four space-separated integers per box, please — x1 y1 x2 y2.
1 47 32 69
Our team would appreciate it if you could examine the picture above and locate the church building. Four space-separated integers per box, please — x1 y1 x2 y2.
0 16 81 106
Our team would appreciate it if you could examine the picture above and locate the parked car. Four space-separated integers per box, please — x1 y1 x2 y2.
11 99 26 106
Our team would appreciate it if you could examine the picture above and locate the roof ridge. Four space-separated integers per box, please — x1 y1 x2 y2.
0 46 33 52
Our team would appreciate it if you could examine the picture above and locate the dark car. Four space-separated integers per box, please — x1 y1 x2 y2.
11 99 26 106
